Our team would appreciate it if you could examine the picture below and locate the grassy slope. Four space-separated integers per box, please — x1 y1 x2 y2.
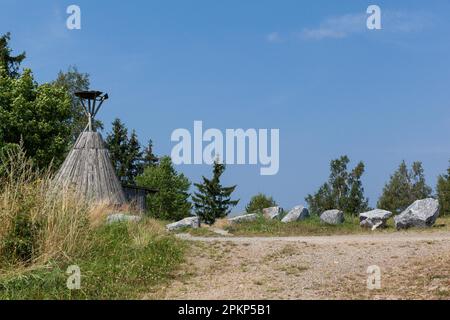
225 214 450 237
0 220 185 299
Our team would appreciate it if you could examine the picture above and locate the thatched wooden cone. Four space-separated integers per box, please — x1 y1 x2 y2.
54 91 126 206
54 131 126 206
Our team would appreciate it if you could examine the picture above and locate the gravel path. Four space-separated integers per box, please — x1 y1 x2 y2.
176 231 450 244
146 231 450 300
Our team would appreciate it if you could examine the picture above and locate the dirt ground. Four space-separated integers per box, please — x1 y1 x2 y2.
145 232 450 300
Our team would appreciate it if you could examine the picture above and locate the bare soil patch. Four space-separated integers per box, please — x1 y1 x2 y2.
145 232 450 300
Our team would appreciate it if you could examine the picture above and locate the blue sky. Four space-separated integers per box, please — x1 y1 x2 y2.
1 0 450 212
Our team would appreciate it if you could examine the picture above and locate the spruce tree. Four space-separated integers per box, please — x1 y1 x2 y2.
344 162 369 214
106 118 130 183
437 161 450 216
0 32 25 78
192 160 239 225
125 130 143 183
143 139 159 167
377 161 432 214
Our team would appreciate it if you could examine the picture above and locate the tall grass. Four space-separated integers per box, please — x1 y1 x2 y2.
0 147 185 299
0 147 94 268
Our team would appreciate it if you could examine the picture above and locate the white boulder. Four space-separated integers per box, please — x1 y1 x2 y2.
394 198 440 230
281 206 309 223
262 207 283 220
166 216 200 231
359 209 392 230
228 213 258 224
320 210 345 225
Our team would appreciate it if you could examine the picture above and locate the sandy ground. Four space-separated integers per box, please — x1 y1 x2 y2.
145 232 450 300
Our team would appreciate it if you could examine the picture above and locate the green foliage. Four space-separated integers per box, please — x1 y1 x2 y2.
437 161 450 216
306 156 369 216
142 139 159 167
126 130 144 182
54 65 103 142
0 221 185 299
0 68 72 168
192 160 239 225
106 118 129 181
0 32 25 78
245 193 277 213
106 119 155 184
136 157 192 221
377 161 432 214
2 212 39 263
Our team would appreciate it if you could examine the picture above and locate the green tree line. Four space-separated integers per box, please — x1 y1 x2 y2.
1 32 449 225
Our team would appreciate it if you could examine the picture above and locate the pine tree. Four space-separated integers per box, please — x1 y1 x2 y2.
305 183 334 215
305 156 369 215
192 160 239 225
125 130 143 184
143 139 159 167
437 161 450 216
410 161 432 200
344 162 369 214
106 118 129 183
377 161 432 214
0 32 25 78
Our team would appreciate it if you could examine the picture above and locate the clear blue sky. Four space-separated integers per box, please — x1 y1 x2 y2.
2 0 450 212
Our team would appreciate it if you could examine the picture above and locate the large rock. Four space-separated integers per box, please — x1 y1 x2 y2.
320 210 344 225
262 207 283 220
394 198 440 230
281 206 309 223
166 216 200 231
107 213 141 225
228 213 258 224
359 209 392 230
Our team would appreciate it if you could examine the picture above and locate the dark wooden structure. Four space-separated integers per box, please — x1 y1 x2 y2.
122 185 157 213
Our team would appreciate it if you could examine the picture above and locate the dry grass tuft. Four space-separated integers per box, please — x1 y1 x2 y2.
0 147 109 270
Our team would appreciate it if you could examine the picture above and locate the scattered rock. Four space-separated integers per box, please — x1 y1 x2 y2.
359 209 392 230
394 198 440 230
320 210 345 225
106 213 141 225
262 207 283 220
228 213 258 224
281 206 309 223
166 216 200 231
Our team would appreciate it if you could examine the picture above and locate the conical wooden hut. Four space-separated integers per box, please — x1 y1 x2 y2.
54 91 127 206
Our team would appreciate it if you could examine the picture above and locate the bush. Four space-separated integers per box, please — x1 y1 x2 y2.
2 212 39 263
136 156 192 221
245 193 277 214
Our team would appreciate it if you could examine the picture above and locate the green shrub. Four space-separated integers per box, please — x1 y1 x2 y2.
2 212 39 263
245 193 277 214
